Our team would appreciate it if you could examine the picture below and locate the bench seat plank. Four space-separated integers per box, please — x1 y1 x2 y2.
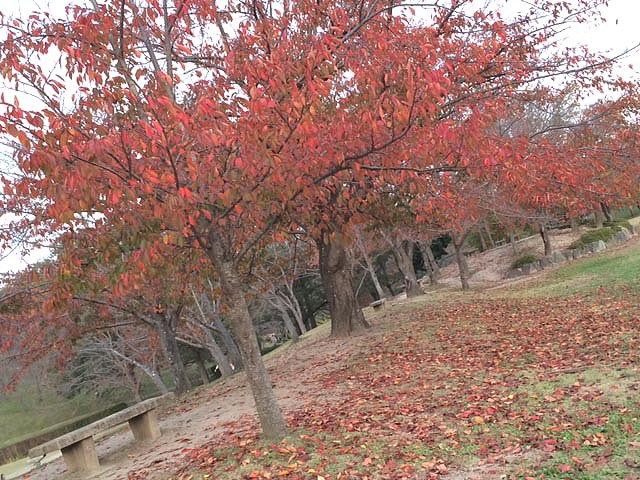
28 394 172 459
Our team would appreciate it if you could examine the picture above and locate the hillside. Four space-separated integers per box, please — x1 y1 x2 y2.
8 228 640 480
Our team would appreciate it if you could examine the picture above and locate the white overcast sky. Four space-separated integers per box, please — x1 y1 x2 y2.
0 0 639 275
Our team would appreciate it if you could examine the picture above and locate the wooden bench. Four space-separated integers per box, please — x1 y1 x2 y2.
369 298 386 311
29 393 173 476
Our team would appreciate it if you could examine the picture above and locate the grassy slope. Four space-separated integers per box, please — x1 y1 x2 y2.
0 389 106 449
166 239 640 480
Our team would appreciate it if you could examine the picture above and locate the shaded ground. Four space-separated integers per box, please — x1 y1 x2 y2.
17 227 640 480
21 325 376 480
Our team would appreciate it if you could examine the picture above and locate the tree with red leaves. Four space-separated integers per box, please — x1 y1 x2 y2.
0 0 630 438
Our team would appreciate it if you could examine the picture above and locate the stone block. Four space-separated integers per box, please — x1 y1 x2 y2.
588 240 606 253
60 437 99 474
552 251 565 264
129 410 161 442
614 230 631 243
506 268 523 279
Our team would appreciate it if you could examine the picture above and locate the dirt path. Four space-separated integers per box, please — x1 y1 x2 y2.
435 227 583 289
23 326 378 480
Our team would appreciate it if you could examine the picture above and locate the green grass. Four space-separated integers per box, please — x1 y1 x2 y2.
505 238 640 297
0 386 106 448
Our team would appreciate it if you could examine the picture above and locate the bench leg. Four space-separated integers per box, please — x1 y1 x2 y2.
129 409 161 441
60 437 100 474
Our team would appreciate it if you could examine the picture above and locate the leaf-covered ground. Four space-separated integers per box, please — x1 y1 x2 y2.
19 238 639 480
166 281 639 480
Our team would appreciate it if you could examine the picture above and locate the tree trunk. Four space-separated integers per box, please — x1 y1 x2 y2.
509 231 518 256
600 202 613 223
539 222 552 256
390 239 422 298
483 222 496 248
594 210 604 229
190 290 236 377
452 234 470 291
201 291 244 370
375 256 396 295
212 315 243 371
204 328 235 377
354 230 385 300
155 310 190 395
108 347 169 395
420 241 440 284
196 350 210 385
318 232 370 338
570 217 579 235
478 230 488 251
280 307 300 341
205 237 287 439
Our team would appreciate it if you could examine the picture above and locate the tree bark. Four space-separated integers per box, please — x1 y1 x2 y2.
190 289 236 377
155 309 190 395
420 241 440 284
205 236 287 439
509 231 518 256
279 306 300 341
451 234 470 291
483 222 496 249
318 232 370 338
539 222 553 256
204 328 234 377
200 292 244 370
478 230 487 252
354 230 385 300
196 349 210 385
600 202 613 223
594 209 605 229
390 238 422 297
108 347 169 395
570 217 579 235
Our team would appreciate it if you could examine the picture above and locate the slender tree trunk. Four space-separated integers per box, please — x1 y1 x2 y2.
212 315 243 370
292 307 307 336
600 202 613 223
204 329 234 377
279 306 300 341
594 209 605 229
317 232 370 338
190 289 236 377
108 347 169 395
205 237 287 439
376 256 396 295
539 222 553 256
483 222 496 248
509 231 518 256
420 241 440 284
570 217 579 235
201 291 244 370
196 350 210 385
478 230 488 251
354 230 385 300
155 311 190 395
275 283 307 337
390 238 422 297
452 234 471 291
